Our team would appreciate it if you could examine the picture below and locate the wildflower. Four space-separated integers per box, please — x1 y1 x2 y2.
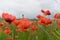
41 9 51 15
41 9 45 13
54 13 60 19
2 13 16 24
17 18 32 32
57 20 60 27
36 15 45 19
0 22 4 27
17 24 23 29
23 29 29 32
13 20 20 26
38 20 43 25
38 18 52 25
4 27 11 35
32 25 38 31
44 10 51 15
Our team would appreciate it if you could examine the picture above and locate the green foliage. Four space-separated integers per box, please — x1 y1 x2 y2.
0 32 7 40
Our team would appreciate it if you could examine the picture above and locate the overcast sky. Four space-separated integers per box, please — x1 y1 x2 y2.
0 0 60 19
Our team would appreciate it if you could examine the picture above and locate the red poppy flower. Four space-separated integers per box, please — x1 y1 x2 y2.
58 21 60 26
57 20 60 26
38 18 52 25
17 18 32 31
4 28 11 35
54 13 60 19
38 20 43 25
23 29 29 32
36 15 45 19
44 10 51 15
32 25 38 31
17 24 23 29
0 22 4 27
13 20 20 26
41 9 45 13
2 13 16 24
41 9 51 15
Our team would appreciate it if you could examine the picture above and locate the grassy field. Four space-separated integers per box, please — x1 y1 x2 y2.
0 18 60 40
